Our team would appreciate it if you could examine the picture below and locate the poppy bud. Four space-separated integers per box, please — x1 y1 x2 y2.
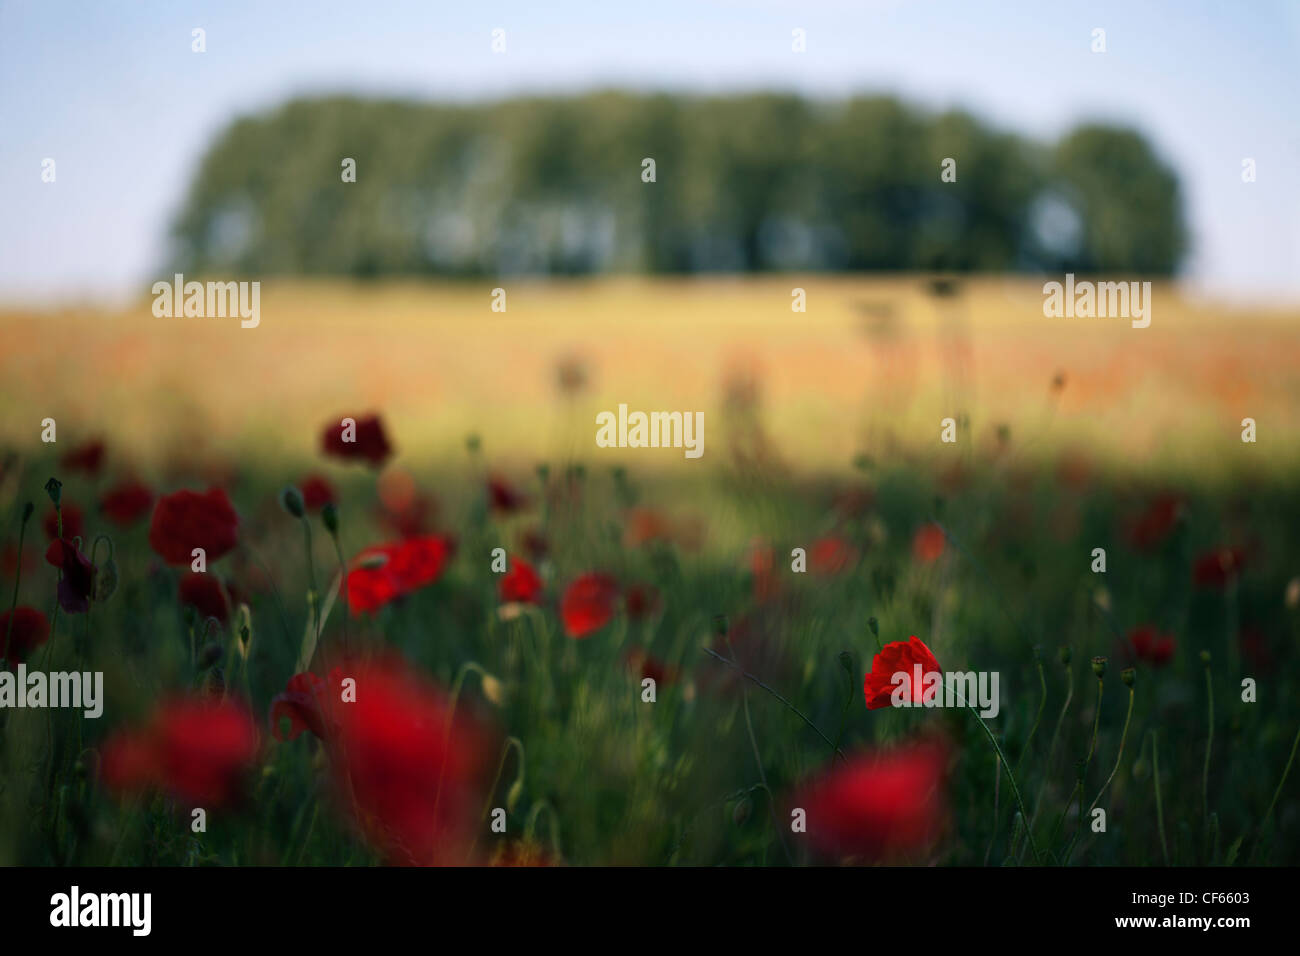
21 501 34 522
1121 667 1135 687
481 673 504 706
236 604 252 657
320 502 339 536
198 641 223 670
733 795 752 826
1091 656 1107 679
868 617 879 638
1059 645 1072 666
44 477 63 507
94 557 119 602
1200 650 1211 665
506 778 523 814
280 486 305 519
183 604 198 630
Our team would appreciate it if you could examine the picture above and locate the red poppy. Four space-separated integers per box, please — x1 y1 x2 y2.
911 524 946 563
99 698 260 807
0 607 50 663
100 481 154 527
487 475 529 515
499 557 542 604
343 535 455 615
299 474 335 510
327 658 488 865
1192 547 1246 589
863 636 942 710
43 503 84 542
1127 625 1175 667
624 648 677 686
44 538 96 614
1128 493 1183 551
560 573 619 638
376 469 436 537
793 739 949 861
809 536 857 575
148 487 239 566
624 583 660 620
178 572 230 625
519 527 549 562
269 670 346 742
625 508 673 547
749 540 780 603
61 439 106 476
321 413 392 467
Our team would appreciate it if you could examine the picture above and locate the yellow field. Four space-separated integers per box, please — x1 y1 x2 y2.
2 277 1298 479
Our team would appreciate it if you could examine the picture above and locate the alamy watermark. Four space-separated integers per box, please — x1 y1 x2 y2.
0 665 103 718
596 403 704 459
1042 273 1151 328
890 665 1000 718
152 273 260 328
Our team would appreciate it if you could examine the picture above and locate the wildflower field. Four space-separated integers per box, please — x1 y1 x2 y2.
1 277 1298 866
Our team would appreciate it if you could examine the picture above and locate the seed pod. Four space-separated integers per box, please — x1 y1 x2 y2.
1091 656 1107 679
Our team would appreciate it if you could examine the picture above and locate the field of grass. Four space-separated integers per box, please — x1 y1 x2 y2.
0 277 1297 866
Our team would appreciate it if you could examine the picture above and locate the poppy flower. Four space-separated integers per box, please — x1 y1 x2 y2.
749 540 780 603
148 487 239 566
1192 547 1246 589
44 538 96 614
376 469 436 537
809 536 857 575
0 607 50 663
624 648 677 686
519 527 548 562
624 583 660 621
560 573 620 638
625 508 673 547
99 697 260 807
298 474 335 510
61 439 106 476
43 503 84 542
100 480 154 527
793 739 949 861
1128 493 1183 551
1127 625 1175 667
499 557 542 604
863 636 942 710
269 670 346 742
321 413 392 466
327 657 488 865
178 572 230 625
343 535 455 616
487 475 529 515
911 524 946 563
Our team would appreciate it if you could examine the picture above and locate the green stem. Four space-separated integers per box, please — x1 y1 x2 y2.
1088 686 1134 814
1015 655 1047 777
967 703 1041 864
1202 662 1214 829
1153 730 1170 865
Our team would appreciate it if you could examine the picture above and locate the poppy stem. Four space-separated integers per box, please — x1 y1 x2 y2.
1152 730 1170 865
966 704 1041 864
1087 684 1134 815
1201 656 1214 848
1030 657 1073 831
1251 724 1300 859
727 634 794 866
1015 652 1047 778
2 503 32 668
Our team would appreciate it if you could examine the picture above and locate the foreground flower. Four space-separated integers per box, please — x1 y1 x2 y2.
100 480 154 527
321 413 392 466
344 535 455 615
560 573 619 638
148 487 239 565
911 523 945 563
864 636 941 710
45 538 96 614
1128 625 1175 667
99 698 260 807
0 607 50 663
178 572 231 625
498 556 542 604
793 739 949 861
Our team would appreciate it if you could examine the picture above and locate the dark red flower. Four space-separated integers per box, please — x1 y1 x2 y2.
519 527 548 563
487 475 529 515
624 648 677 686
100 481 154 527
299 474 335 510
61 439 106 476
624 583 660 621
343 535 455 616
43 503 84 542
148 487 239 566
44 538 95 614
1128 625 1175 667
328 658 488 865
99 698 260 807
499 557 542 604
1192 547 1246 589
863 636 942 710
178 572 230 625
321 413 392 467
1128 493 1183 551
809 536 857 575
0 607 50 663
269 670 345 742
911 524 945 563
793 740 949 861
560 573 619 638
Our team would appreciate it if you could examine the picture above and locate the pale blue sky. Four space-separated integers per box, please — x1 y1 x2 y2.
2 0 1297 304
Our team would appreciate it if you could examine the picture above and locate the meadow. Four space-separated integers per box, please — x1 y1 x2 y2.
0 277 1297 866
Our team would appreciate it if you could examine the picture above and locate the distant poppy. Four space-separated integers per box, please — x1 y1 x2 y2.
749 540 780 603
1128 494 1183 551
0 607 50 663
863 636 942 710
560 573 619 638
376 469 435 537
625 508 672 547
624 583 660 621
321 413 392 467
499 557 542 604
44 538 95 614
624 648 677 686
299 474 335 510
61 439 106 476
911 524 946 563
178 572 230 625
343 535 454 616
487 475 529 515
519 527 549 563
100 481 154 527
809 536 857 575
99 698 260 807
1192 547 1246 589
43 503 84 542
1127 625 1175 667
793 739 949 861
148 487 239 566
